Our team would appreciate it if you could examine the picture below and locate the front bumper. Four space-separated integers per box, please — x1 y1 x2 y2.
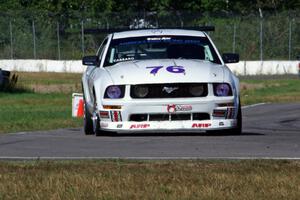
100 119 237 133
97 96 238 133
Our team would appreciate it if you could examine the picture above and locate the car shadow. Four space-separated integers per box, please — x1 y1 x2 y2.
100 131 265 137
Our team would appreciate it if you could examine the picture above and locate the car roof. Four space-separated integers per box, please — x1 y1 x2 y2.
112 29 206 39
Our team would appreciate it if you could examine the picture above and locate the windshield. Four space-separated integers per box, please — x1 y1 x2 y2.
104 35 221 66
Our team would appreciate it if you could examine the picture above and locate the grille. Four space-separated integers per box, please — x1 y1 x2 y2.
130 83 208 98
129 113 210 122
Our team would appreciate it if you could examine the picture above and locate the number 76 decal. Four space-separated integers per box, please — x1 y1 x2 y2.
146 66 185 75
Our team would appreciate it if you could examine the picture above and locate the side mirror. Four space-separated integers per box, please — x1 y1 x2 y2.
82 56 99 66
222 53 239 63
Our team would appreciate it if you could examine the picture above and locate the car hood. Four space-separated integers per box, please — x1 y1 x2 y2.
105 59 224 85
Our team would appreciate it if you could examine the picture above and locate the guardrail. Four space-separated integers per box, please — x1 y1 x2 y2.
0 59 298 75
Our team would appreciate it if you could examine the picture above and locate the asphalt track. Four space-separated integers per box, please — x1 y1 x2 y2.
0 103 299 160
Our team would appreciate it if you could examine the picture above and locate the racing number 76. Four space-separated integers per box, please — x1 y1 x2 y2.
146 66 185 75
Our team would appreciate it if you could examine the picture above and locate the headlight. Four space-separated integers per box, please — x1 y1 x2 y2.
104 85 125 99
132 85 149 98
213 83 232 96
189 84 205 97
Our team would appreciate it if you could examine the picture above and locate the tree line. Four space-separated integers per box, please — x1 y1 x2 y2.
0 0 299 60
0 0 299 15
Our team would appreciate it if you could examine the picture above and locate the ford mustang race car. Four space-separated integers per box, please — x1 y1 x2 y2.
82 28 241 135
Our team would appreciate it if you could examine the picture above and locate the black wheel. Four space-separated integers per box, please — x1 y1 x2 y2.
81 84 94 135
94 113 102 136
83 96 94 135
230 102 242 135
94 115 115 136
82 83 94 135
88 87 116 137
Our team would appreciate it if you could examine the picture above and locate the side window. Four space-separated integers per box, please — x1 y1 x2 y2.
204 45 213 61
96 38 108 62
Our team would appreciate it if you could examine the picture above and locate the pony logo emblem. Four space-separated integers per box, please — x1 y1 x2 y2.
163 86 179 94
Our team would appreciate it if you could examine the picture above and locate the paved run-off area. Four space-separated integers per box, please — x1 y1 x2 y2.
0 103 299 159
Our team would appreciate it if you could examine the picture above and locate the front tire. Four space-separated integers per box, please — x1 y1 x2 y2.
230 103 242 135
94 116 113 136
89 88 116 137
93 113 102 136
84 100 94 135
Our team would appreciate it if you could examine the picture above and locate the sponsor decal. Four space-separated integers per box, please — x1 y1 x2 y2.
100 122 108 128
146 66 185 75
192 123 211 128
147 37 171 41
130 124 150 129
167 104 192 113
167 104 176 113
176 105 192 111
113 57 134 62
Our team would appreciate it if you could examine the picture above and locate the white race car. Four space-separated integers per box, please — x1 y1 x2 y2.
82 28 241 135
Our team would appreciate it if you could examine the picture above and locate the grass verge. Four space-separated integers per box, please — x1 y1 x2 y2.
0 73 299 134
0 92 82 133
0 72 82 134
0 160 299 200
240 75 300 105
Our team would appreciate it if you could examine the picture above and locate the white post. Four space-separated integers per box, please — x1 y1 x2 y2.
81 20 85 57
259 8 263 62
57 22 61 60
9 21 13 59
32 20 36 59
260 20 263 62
288 19 292 60
232 23 236 53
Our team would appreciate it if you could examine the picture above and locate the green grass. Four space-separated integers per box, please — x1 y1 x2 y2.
240 75 300 105
0 74 299 199
15 72 82 85
0 72 82 134
0 160 299 200
0 92 82 133
0 73 299 134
